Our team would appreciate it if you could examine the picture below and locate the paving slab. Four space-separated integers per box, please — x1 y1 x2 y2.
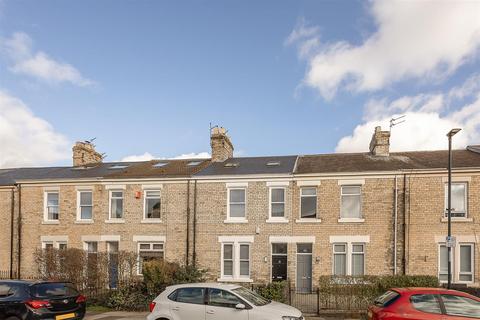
85 311 149 320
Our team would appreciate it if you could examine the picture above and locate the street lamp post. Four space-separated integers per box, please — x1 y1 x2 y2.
446 128 461 289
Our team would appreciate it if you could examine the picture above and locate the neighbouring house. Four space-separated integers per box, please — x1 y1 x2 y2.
0 126 479 289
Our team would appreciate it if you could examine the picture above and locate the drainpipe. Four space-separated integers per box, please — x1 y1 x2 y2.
10 188 15 279
16 184 22 279
402 174 407 274
393 176 398 275
193 180 197 267
186 180 190 266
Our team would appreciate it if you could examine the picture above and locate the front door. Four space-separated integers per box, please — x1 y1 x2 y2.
272 243 288 281
296 243 312 293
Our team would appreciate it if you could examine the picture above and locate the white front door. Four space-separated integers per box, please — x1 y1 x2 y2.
205 288 249 320
170 287 206 320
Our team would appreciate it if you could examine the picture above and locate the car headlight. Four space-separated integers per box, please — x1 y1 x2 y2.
282 316 303 320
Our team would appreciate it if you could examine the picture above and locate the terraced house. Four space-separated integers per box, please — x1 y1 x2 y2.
1 127 479 289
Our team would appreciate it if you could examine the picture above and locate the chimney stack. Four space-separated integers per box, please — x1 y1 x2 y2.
210 127 234 162
72 141 103 167
369 126 390 156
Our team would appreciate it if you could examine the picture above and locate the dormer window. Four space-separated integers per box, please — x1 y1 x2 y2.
266 161 280 166
187 161 202 166
153 162 168 168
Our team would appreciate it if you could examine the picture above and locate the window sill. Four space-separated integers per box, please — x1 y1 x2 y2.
224 219 248 224
217 278 253 283
296 218 322 223
141 219 163 224
75 220 94 224
42 220 60 225
266 218 289 224
105 219 126 224
338 218 365 223
441 217 473 223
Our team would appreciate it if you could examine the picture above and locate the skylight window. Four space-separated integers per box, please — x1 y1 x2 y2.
109 164 129 170
187 161 202 166
266 161 280 166
224 162 239 168
153 162 168 168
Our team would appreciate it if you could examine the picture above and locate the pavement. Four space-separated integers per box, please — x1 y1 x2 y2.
84 311 361 320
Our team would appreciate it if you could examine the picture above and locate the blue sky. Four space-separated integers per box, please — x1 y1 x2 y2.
1 0 480 168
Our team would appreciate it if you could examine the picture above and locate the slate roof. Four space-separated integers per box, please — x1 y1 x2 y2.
0 159 211 186
295 149 480 174
194 156 298 177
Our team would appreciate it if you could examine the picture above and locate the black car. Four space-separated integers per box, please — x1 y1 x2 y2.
0 280 86 320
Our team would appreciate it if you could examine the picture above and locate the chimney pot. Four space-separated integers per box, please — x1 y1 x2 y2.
369 126 390 156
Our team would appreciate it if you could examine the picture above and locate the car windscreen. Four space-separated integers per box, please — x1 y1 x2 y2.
231 287 270 307
374 290 400 307
30 283 79 298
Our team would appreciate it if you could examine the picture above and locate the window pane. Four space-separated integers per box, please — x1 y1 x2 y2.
459 274 473 282
111 191 123 198
111 198 123 218
352 245 364 253
271 203 285 217
229 204 245 217
223 244 233 260
301 188 316 196
442 294 480 318
230 189 245 203
87 242 97 253
81 206 92 220
176 288 205 305
80 192 92 205
352 254 364 276
240 245 249 260
301 197 317 218
223 261 233 276
334 244 346 253
209 289 241 308
240 261 249 276
411 294 442 314
152 243 163 250
47 193 59 206
439 246 448 273
271 189 284 202
297 243 312 253
341 195 361 218
451 184 466 212
139 243 150 250
342 186 361 195
48 206 59 220
146 198 161 219
460 246 472 273
146 190 161 197
272 243 287 254
334 254 346 276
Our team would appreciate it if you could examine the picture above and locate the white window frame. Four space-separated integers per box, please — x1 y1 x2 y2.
438 242 475 284
77 189 93 222
44 191 59 222
333 243 347 276
268 187 287 222
226 188 247 222
219 237 253 282
143 190 162 221
108 190 124 220
221 242 235 279
444 182 468 218
300 187 317 220
332 242 366 276
137 242 164 275
340 185 363 220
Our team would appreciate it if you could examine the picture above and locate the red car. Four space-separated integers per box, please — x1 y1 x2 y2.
368 288 480 319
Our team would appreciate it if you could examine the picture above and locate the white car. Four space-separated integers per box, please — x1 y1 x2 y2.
147 282 303 320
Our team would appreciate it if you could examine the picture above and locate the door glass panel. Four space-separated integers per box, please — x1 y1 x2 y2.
176 288 205 305
442 294 480 318
297 243 312 254
272 243 287 254
208 289 242 308
410 294 442 314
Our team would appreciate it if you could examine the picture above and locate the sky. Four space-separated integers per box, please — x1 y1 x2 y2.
1 0 480 168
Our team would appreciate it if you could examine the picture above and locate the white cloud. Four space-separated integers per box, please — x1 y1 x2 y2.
288 1 480 99
0 91 70 168
120 151 211 162
336 76 480 153
2 32 94 86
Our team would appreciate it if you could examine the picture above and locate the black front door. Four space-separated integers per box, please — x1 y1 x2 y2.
272 243 288 281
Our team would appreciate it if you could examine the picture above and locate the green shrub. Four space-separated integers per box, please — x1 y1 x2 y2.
105 282 152 311
255 281 288 303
